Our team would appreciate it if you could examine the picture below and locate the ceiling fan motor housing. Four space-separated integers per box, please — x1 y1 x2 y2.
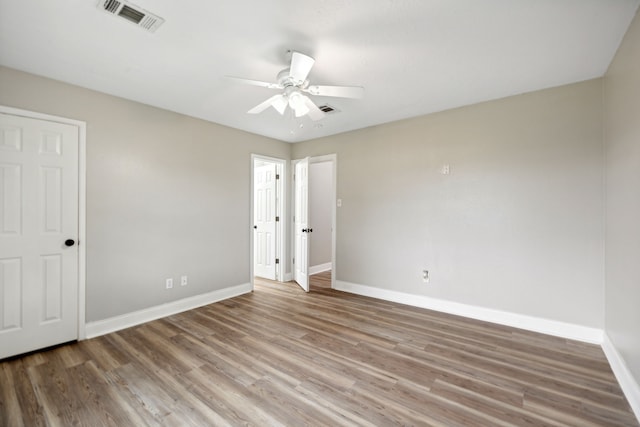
277 69 309 89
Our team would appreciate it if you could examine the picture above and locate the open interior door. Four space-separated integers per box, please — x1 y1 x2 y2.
253 162 277 280
293 158 310 292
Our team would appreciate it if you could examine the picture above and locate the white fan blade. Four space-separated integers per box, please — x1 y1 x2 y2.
302 95 325 121
304 85 364 99
226 76 283 90
271 95 287 115
289 52 315 83
248 94 286 114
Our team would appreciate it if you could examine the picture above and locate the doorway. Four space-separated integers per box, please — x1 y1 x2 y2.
251 155 285 284
308 160 334 276
292 154 336 292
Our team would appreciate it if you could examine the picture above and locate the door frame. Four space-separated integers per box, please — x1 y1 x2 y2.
292 154 337 289
250 154 286 287
0 105 87 340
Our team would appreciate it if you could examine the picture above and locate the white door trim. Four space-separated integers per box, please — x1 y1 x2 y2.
293 154 337 289
250 154 287 288
0 105 87 340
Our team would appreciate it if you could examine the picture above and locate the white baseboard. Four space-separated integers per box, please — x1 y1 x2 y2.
309 262 332 275
602 334 640 422
334 280 603 344
85 283 252 339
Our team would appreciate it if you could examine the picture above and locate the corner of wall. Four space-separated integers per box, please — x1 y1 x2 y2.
602 334 640 421
84 283 251 339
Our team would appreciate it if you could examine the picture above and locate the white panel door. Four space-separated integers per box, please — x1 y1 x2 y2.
294 158 310 292
0 113 79 359
254 163 277 280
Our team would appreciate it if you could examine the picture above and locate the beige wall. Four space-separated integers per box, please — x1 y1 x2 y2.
604 9 640 385
0 65 615 334
0 66 290 322
294 79 605 328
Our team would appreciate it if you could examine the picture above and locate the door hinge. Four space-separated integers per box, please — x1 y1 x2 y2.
275 258 279 264
276 174 280 180
275 216 279 222
292 257 295 265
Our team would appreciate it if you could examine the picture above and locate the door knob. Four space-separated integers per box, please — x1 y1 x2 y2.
64 239 75 247
253 225 257 229
302 228 307 233
308 228 313 233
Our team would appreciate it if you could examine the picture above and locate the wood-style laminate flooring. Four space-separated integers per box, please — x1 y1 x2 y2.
1 272 637 426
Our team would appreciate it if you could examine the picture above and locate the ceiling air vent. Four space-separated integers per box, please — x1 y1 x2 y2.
97 0 164 32
317 104 340 114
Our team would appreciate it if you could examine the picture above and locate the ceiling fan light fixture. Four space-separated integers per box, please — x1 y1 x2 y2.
288 91 304 109
294 104 310 118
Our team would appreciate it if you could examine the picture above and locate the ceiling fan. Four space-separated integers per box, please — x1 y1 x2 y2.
228 51 364 121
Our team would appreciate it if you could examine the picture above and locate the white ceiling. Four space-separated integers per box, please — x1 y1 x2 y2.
1 0 638 143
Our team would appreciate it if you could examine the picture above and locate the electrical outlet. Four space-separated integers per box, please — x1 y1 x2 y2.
166 278 173 289
422 270 429 283
181 275 188 286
